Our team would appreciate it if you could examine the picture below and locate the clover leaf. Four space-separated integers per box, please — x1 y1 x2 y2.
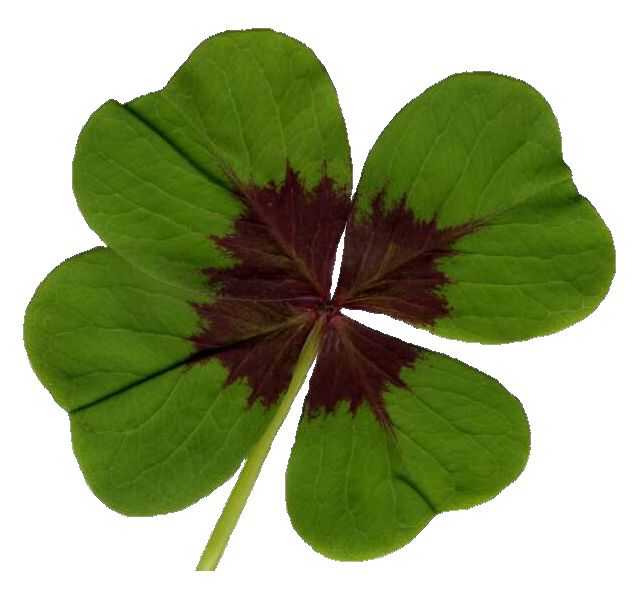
24 29 615 570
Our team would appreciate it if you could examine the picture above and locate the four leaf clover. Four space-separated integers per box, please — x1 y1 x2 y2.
24 29 615 569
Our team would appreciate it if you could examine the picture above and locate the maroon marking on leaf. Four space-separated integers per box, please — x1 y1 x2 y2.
305 314 419 428
188 291 317 413
188 165 350 408
334 190 478 326
187 173 474 412
190 298 311 349
203 165 351 302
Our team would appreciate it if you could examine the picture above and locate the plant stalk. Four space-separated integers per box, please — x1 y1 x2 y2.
195 319 324 571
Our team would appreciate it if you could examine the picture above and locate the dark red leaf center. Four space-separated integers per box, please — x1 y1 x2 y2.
188 167 477 424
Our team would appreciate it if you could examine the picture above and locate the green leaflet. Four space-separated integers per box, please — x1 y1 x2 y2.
286 319 529 560
350 73 614 342
73 29 352 291
72 100 243 292
24 248 296 515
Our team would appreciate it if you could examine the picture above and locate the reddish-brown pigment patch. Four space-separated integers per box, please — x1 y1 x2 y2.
334 190 477 326
203 165 351 302
189 298 316 408
189 173 476 424
305 314 419 428
189 166 350 407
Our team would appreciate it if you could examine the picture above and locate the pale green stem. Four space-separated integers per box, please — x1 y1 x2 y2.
196 319 324 571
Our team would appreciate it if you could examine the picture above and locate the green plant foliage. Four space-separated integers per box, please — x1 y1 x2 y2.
352 73 613 342
25 248 288 515
24 29 614 567
287 339 530 560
